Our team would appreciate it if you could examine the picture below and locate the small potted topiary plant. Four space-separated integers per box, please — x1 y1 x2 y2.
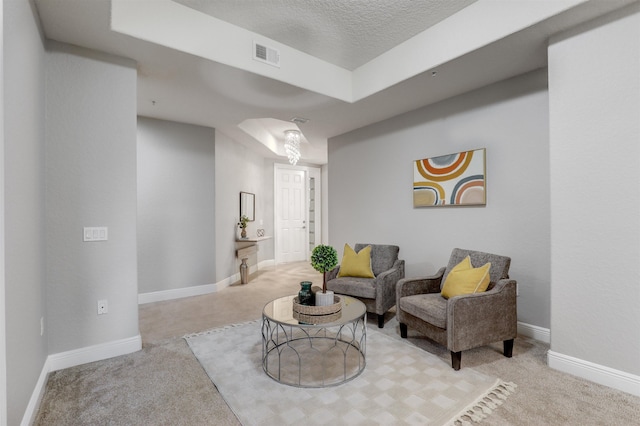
311 244 338 306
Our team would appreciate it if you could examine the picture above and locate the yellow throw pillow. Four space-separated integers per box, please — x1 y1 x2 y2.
449 255 472 274
337 244 375 278
441 256 491 299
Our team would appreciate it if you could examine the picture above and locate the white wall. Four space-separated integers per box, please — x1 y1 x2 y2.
321 163 329 244
137 117 216 294
548 3 640 388
45 42 140 354
214 131 275 282
328 70 551 329
3 1 48 423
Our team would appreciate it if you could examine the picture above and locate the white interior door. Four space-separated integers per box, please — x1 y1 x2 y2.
275 167 307 263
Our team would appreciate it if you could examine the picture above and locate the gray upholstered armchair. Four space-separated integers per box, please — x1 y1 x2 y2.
396 248 517 370
326 243 405 328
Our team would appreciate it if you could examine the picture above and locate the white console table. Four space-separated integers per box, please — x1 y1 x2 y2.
235 236 272 284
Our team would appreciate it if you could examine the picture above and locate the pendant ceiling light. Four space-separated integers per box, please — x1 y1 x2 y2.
284 130 301 165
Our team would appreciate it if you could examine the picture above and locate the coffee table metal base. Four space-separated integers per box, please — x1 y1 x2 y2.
261 316 366 388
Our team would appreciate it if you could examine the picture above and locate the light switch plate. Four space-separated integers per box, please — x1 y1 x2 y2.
84 227 108 242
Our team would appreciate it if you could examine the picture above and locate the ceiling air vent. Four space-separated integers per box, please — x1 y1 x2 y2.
253 41 280 68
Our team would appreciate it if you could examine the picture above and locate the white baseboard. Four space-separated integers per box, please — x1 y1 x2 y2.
21 358 51 426
517 321 550 344
138 282 222 304
22 334 142 425
48 334 142 372
25 260 279 423
548 350 640 397
138 259 276 304
259 259 275 268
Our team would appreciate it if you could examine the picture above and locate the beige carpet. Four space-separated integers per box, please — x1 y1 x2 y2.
186 320 515 425
33 262 640 425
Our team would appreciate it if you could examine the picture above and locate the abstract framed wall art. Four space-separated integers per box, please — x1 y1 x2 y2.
413 148 486 207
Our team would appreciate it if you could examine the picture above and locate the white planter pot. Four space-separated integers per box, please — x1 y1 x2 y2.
315 290 335 306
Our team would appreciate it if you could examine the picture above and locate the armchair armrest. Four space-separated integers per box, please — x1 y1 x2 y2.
372 259 405 311
396 267 445 301
447 278 517 353
374 259 405 286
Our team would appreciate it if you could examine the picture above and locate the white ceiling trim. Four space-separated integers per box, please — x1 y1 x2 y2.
111 0 588 104
111 0 352 102
238 118 306 158
34 0 632 165
352 0 589 101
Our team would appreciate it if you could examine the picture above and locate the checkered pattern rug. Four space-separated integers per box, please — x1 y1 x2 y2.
186 321 515 425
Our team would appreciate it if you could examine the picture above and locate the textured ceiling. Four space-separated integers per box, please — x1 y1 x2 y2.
174 0 478 70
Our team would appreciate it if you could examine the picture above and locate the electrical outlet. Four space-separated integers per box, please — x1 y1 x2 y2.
97 299 108 315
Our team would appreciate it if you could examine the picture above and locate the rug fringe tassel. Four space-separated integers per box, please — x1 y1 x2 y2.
446 380 517 425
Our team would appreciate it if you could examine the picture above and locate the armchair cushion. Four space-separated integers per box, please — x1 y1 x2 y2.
441 256 491 299
399 294 447 329
337 244 374 278
325 276 376 299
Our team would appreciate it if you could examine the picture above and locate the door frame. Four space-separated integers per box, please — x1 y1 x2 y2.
273 163 322 265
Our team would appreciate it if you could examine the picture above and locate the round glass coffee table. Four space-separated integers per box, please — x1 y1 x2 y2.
262 294 366 388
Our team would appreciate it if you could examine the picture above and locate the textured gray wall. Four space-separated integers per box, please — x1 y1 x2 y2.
137 117 216 294
328 70 551 329
548 5 640 376
45 42 139 354
3 1 48 423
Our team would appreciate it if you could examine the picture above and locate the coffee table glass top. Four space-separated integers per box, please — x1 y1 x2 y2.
263 294 365 327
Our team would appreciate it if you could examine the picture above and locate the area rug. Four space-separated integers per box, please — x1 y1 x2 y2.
185 321 515 425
